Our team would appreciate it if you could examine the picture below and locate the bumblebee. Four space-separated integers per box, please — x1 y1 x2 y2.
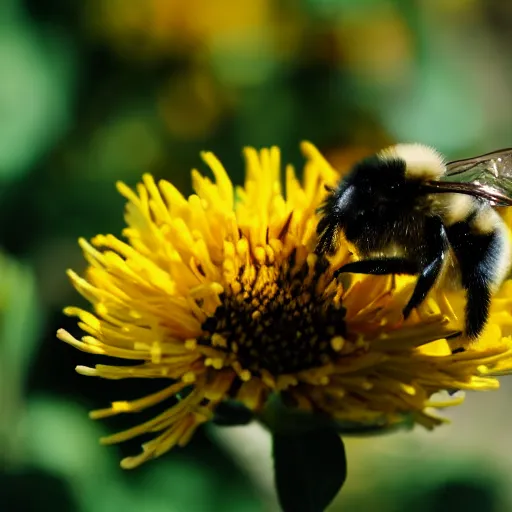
316 143 512 339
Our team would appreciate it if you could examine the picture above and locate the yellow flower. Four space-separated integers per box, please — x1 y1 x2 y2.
58 142 512 469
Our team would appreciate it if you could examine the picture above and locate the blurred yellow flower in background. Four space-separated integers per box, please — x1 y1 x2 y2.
157 66 226 140
58 143 512 469
85 0 300 62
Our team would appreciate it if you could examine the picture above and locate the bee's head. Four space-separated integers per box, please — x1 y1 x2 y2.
316 144 444 255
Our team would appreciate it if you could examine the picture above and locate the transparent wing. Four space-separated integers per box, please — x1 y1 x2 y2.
442 148 512 206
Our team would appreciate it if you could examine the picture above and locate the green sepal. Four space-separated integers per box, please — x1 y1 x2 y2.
261 393 415 437
212 400 254 426
272 428 347 512
334 414 415 437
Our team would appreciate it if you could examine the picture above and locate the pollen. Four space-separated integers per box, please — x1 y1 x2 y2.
199 254 346 376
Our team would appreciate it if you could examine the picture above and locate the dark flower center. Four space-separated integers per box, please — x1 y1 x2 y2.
199 255 346 376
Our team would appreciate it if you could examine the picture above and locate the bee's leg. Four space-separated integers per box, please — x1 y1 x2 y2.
445 208 508 338
333 258 419 279
403 216 449 319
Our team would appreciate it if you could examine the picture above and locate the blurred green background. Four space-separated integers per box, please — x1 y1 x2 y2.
2 0 512 510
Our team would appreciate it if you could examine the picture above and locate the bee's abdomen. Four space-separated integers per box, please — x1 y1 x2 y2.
445 204 511 337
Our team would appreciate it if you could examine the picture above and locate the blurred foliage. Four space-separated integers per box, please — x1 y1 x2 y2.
1 0 512 510
0 0 75 181
335 434 510 511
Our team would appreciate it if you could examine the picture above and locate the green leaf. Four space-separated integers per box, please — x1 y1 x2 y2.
0 253 42 464
0 1 75 180
273 428 347 512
